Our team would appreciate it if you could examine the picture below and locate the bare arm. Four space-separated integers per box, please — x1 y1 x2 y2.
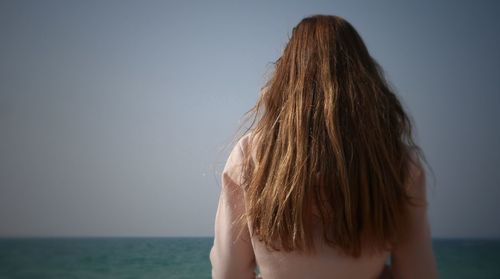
210 140 257 279
390 157 438 279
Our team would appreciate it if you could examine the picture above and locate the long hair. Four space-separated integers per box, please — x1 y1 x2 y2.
234 14 429 258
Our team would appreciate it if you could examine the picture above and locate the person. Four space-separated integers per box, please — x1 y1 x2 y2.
210 14 438 279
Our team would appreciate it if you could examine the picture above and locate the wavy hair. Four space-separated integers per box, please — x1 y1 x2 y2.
233 14 430 258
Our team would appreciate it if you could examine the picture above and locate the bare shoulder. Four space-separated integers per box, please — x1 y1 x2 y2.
405 148 427 205
222 132 254 186
407 148 424 178
237 131 256 161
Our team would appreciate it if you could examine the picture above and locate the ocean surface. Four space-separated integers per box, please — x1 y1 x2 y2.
0 237 499 279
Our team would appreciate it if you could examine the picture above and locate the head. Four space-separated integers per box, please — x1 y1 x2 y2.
236 14 427 257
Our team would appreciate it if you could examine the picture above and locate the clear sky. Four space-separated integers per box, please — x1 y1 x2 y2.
0 0 499 238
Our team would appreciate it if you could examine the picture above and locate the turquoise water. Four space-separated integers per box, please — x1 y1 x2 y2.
0 237 499 279
432 238 500 278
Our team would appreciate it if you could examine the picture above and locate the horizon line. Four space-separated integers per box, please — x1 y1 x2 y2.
0 235 499 240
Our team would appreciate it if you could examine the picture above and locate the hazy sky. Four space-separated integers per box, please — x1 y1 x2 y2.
0 0 499 238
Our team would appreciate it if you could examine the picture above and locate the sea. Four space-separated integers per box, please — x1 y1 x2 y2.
0 237 499 279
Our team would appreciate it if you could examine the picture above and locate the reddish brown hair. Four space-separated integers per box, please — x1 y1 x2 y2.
234 14 429 258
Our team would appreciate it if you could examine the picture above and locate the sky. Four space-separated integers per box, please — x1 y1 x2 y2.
0 0 499 238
